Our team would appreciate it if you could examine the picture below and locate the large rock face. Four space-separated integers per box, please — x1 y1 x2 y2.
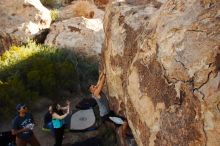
0 0 51 53
103 0 220 146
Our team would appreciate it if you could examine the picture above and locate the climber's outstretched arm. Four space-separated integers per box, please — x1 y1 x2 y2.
93 73 106 97
96 71 105 87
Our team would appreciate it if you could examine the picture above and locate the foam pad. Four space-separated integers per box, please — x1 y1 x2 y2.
70 109 95 131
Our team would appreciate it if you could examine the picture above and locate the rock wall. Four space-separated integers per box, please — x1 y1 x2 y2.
103 0 220 146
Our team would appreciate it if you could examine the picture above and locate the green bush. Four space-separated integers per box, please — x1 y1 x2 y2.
51 9 59 21
0 41 79 120
40 0 54 7
40 0 73 8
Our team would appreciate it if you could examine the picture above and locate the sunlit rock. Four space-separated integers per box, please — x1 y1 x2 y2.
103 0 220 145
0 0 51 52
45 17 104 59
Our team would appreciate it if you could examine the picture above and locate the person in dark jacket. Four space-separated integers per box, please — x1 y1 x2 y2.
11 103 40 146
43 105 55 136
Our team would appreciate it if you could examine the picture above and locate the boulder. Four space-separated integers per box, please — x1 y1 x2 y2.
0 0 51 52
45 17 104 59
103 0 220 146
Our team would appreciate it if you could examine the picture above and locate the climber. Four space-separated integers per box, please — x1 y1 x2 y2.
89 71 132 146
89 71 110 120
11 103 41 146
89 70 127 123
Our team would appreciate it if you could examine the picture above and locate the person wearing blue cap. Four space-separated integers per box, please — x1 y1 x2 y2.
11 103 40 146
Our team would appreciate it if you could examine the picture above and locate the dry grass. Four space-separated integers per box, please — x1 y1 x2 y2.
72 1 96 19
93 0 109 8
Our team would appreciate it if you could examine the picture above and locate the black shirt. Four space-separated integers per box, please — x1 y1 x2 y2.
12 113 34 140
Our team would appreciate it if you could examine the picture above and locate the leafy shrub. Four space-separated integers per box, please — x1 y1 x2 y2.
40 0 55 7
51 9 59 21
40 0 73 8
0 41 79 120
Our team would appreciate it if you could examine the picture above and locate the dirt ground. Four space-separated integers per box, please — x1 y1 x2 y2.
1 96 117 146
